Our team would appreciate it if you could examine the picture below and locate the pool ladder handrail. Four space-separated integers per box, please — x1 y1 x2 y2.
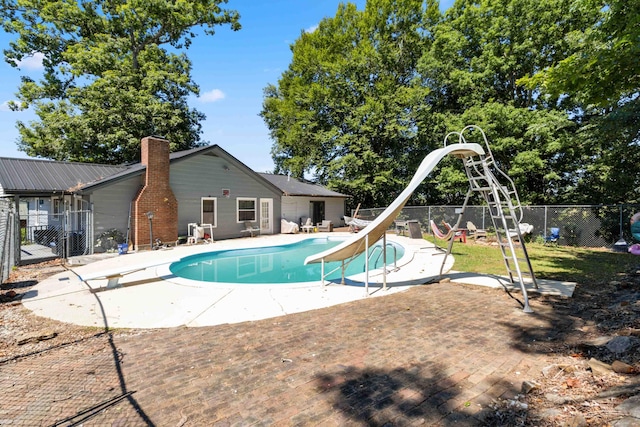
320 238 400 294
368 242 399 273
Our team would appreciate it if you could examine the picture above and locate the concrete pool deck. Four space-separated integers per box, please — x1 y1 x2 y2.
22 232 575 329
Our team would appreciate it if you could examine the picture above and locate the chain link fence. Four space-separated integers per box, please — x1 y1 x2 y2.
19 210 92 263
1 198 18 282
355 204 640 248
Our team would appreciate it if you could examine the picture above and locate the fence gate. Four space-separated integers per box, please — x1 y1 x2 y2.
1 198 18 282
19 209 92 264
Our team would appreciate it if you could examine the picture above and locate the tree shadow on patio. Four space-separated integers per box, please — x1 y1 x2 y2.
311 362 523 426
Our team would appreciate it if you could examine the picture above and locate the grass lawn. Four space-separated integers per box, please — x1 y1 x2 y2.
424 236 639 285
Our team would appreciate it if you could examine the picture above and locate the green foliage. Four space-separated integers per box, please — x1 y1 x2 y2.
1 0 240 163
570 103 640 204
518 0 640 204
262 0 434 208
520 0 639 107
263 0 625 208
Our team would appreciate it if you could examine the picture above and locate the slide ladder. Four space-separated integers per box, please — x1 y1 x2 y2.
441 126 537 313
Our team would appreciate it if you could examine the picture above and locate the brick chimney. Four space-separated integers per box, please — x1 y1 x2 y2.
133 136 178 250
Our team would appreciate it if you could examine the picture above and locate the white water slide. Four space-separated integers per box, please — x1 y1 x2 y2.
304 143 485 265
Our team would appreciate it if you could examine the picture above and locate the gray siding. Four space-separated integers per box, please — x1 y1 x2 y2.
91 175 142 241
170 154 281 240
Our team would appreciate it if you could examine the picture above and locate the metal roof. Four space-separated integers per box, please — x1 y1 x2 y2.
258 173 349 198
0 157 128 194
0 147 344 199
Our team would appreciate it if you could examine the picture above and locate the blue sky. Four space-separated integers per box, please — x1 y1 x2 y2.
0 0 454 172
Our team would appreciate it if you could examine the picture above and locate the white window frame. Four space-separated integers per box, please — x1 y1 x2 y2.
53 198 64 214
237 197 257 223
201 197 217 228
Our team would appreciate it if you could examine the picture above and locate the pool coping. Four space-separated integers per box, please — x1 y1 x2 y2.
155 234 418 289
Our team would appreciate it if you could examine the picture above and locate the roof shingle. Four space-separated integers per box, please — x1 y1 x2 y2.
258 173 348 198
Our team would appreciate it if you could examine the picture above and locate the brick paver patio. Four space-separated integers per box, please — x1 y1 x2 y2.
1 282 556 426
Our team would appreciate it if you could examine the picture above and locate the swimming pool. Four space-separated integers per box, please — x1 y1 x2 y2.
169 237 404 284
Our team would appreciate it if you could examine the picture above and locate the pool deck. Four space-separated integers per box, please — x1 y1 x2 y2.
22 232 575 329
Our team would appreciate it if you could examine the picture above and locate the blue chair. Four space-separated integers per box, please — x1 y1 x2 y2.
544 227 560 245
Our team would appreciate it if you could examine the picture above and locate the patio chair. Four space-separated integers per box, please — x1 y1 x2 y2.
187 223 214 244
301 218 314 233
394 220 408 236
509 223 534 240
281 218 299 234
316 220 333 232
544 227 560 245
442 221 466 243
241 221 260 237
466 221 487 239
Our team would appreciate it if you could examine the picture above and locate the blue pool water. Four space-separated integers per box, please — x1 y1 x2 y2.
169 238 404 284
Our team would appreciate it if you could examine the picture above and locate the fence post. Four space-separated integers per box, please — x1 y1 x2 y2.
64 209 70 259
482 206 486 229
619 204 624 240
12 197 20 269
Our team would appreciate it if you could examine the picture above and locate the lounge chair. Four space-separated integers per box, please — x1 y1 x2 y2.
344 216 371 233
241 221 260 237
544 227 560 245
466 221 487 239
317 220 333 232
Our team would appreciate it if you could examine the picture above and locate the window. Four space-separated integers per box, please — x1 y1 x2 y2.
201 197 217 227
237 198 256 222
53 199 63 214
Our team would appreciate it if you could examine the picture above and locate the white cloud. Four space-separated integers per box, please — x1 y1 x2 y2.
15 52 45 70
199 89 226 103
305 24 318 33
0 102 12 112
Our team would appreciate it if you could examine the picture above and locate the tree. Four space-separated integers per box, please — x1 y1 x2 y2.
518 0 640 204
262 0 436 208
415 0 597 204
520 0 640 107
263 0 632 208
1 0 240 163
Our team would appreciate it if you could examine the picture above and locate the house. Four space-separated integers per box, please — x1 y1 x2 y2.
79 137 285 248
258 173 349 228
0 136 350 261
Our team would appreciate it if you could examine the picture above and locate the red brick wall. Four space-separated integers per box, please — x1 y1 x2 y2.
133 137 178 250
